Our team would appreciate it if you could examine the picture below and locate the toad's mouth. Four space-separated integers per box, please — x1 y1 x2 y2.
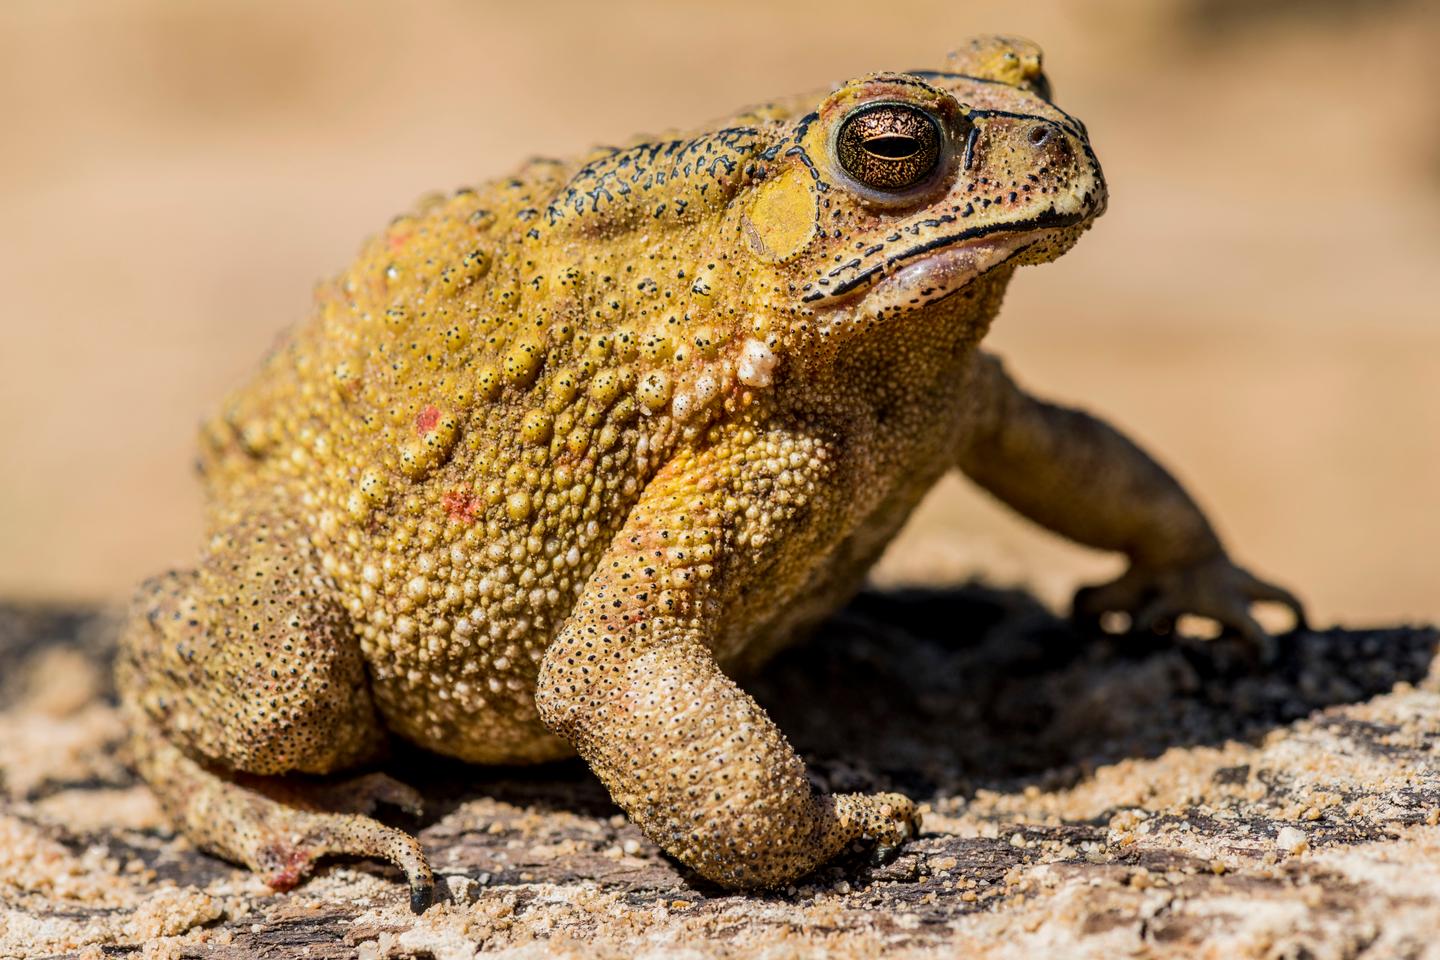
821 211 1089 318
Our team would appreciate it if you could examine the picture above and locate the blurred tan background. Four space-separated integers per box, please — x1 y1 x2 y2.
1 0 1436 626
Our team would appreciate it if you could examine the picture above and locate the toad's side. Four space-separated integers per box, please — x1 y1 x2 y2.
117 37 1303 912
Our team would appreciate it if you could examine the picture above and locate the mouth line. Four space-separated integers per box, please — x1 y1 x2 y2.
802 209 1089 306
893 236 1038 308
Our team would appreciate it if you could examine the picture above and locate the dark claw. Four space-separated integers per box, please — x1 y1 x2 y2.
869 842 901 866
410 878 434 914
1245 628 1280 667
867 815 920 866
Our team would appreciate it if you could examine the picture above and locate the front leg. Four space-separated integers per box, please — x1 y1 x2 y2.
956 352 1305 656
535 461 917 888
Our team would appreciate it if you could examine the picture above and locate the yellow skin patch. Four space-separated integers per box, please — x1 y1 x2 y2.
743 168 817 262
117 36 1304 913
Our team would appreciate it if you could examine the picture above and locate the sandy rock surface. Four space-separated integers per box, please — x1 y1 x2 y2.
1 589 1437 959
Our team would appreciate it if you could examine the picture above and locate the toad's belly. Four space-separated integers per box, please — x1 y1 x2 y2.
361 591 579 764
372 659 572 764
366 487 924 766
364 402 960 764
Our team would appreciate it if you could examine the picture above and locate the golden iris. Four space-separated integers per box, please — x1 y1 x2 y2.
835 102 942 192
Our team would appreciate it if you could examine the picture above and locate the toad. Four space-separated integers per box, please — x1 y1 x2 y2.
118 36 1304 912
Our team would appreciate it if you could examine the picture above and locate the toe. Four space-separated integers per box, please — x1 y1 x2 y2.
1132 595 1177 635
1220 605 1279 664
1240 569 1309 632
410 876 435 914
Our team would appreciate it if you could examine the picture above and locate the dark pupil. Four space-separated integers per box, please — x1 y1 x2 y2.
864 135 919 160
836 104 941 192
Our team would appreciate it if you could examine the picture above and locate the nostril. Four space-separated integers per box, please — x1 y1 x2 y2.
1028 125 1052 147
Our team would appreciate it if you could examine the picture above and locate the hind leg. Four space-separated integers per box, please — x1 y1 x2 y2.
117 513 436 910
123 701 434 911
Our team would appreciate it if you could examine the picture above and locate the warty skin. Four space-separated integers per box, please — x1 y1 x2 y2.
117 36 1304 912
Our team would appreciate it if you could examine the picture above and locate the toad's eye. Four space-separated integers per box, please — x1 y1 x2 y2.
835 102 943 193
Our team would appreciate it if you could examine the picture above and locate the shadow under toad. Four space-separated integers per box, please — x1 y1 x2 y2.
390 582 1436 823
757 585 1437 797
0 588 1434 897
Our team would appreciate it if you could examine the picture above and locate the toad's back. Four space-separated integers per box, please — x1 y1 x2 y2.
192 127 806 761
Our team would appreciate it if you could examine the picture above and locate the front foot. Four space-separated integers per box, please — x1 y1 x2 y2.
835 792 922 866
1073 554 1307 662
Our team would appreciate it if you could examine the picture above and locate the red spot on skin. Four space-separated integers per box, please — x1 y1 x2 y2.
442 488 479 523
264 848 312 891
415 405 441 435
387 230 412 251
